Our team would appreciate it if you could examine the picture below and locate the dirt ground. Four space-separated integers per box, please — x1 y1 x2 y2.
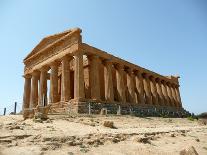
0 114 207 155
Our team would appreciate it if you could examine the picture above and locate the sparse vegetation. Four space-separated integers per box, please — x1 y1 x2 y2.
187 116 195 121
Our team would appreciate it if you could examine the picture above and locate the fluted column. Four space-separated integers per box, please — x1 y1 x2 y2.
171 84 178 107
156 78 165 105
169 84 176 107
115 64 126 103
23 75 31 110
150 77 159 105
167 83 175 107
50 62 59 103
143 74 152 104
104 60 114 102
161 81 170 106
61 56 72 102
175 85 182 108
39 67 48 106
74 51 85 99
30 71 39 109
135 71 145 104
88 55 100 100
126 68 136 103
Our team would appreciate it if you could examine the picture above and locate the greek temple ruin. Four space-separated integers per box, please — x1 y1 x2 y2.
23 28 186 118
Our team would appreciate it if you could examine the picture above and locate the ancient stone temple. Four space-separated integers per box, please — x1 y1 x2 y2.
23 28 185 117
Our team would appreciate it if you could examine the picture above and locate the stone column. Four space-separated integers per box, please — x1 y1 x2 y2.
126 68 136 103
175 85 182 108
143 74 152 104
169 84 176 107
167 83 175 107
135 71 145 104
155 78 165 105
88 55 100 100
30 71 39 109
50 62 59 103
115 64 126 103
150 77 159 105
23 75 31 110
74 51 85 99
161 81 169 106
104 60 114 102
61 56 72 102
38 67 48 106
171 84 178 107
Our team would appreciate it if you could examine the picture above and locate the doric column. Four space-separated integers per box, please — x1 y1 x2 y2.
135 71 145 104
38 67 48 106
88 55 100 100
30 71 39 109
143 74 152 104
115 64 126 103
167 83 175 107
104 60 114 102
150 77 159 105
50 62 59 103
74 51 85 99
171 84 179 107
175 85 182 108
155 78 165 105
161 80 170 106
169 84 176 107
23 75 31 110
61 56 72 102
126 68 136 103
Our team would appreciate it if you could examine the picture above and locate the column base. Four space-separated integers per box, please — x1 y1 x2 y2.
32 99 188 118
23 108 34 119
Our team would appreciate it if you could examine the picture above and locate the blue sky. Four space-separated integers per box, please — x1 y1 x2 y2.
0 0 206 114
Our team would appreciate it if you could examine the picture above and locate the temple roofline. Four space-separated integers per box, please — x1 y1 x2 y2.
81 43 179 85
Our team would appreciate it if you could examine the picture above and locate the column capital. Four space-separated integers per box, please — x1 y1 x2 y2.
155 77 161 82
61 55 73 61
166 82 172 87
31 70 40 77
161 80 167 84
125 67 133 74
73 50 84 56
23 74 32 78
103 59 113 65
87 54 99 60
134 70 143 76
114 63 124 70
142 73 150 79
39 66 49 72
149 76 156 81
49 61 60 67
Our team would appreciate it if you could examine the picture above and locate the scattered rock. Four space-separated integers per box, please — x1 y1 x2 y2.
0 139 12 143
67 152 74 155
180 146 199 155
136 136 151 144
80 148 90 153
33 118 43 123
171 133 176 137
8 125 22 130
103 121 116 129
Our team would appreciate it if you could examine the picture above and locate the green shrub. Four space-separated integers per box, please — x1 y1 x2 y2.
187 116 194 121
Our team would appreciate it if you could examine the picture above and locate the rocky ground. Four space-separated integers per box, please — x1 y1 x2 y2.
0 114 207 155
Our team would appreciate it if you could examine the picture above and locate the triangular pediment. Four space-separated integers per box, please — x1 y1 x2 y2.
24 28 79 61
